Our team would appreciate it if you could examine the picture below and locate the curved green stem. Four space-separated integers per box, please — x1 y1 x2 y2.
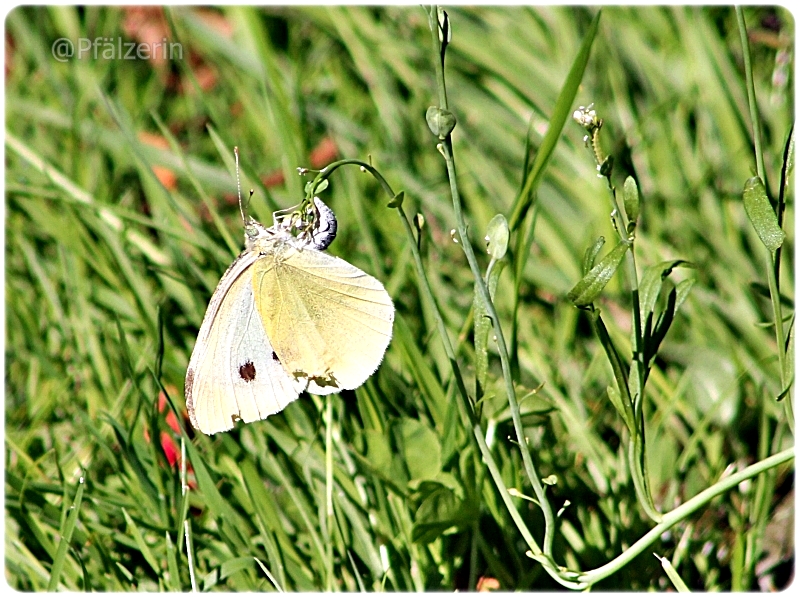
576 447 794 586
309 158 397 200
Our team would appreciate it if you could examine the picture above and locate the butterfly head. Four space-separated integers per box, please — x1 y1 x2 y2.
272 197 338 251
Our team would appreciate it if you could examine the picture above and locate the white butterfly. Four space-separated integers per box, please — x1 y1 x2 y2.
185 159 394 435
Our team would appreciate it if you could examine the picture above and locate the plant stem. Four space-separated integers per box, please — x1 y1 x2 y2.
737 6 792 430
736 7 766 184
308 155 550 569
427 5 556 554
395 199 541 548
766 249 793 432
324 394 334 591
575 447 794 586
599 163 660 521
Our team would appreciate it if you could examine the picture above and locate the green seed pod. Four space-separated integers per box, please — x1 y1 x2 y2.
426 106 457 139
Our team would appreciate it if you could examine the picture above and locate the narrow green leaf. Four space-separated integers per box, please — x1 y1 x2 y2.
639 260 694 323
655 554 690 592
363 428 393 472
474 260 505 396
778 317 794 402
509 10 602 229
165 532 181 592
239 458 291 589
184 440 245 537
647 286 678 365
582 236 606 275
220 557 255 580
115 562 135 584
122 508 161 576
675 278 695 313
394 315 448 427
332 491 386 580
567 240 629 307
591 311 630 408
202 568 220 592
18 511 57 561
743 176 784 251
254 558 285 592
606 385 634 434
47 476 85 591
184 520 198 592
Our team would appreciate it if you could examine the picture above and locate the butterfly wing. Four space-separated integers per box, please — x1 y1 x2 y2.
185 251 300 435
253 238 394 394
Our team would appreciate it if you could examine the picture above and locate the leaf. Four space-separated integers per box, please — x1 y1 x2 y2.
220 557 255 580
474 260 506 396
364 429 393 472
748 282 795 307
639 260 694 323
47 476 85 591
655 554 690 592
165 532 181 592
411 480 474 544
743 176 784 252
646 285 678 366
674 278 695 313
778 316 794 402
785 129 794 178
399 419 442 481
509 10 602 229
313 179 329 194
387 190 405 208
304 178 329 196
122 508 161 576
582 236 606 275
591 311 629 402
485 214 509 260
567 240 629 307
623 176 640 227
415 482 459 523
606 385 634 434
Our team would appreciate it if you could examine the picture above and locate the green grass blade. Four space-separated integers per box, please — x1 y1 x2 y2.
46 476 85 591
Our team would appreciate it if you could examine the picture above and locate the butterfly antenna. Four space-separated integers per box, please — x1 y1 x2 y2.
234 147 246 226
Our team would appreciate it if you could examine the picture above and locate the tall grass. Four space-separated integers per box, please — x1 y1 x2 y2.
5 5 793 591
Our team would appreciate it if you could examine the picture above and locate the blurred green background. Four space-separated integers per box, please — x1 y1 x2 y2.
5 5 793 591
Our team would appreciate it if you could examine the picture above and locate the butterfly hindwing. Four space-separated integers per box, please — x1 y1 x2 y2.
185 252 300 435
252 237 394 394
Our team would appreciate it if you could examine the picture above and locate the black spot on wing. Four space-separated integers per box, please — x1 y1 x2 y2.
239 361 257 382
